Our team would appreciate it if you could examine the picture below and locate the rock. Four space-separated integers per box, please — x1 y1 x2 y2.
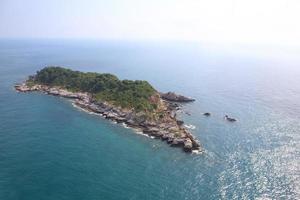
167 126 179 132
225 115 237 122
192 139 201 148
161 133 169 140
143 127 159 134
90 104 104 113
105 112 117 120
183 139 193 152
125 113 134 121
140 121 157 128
163 133 174 143
160 92 195 102
115 117 126 123
170 111 177 119
15 84 32 92
170 138 185 147
126 119 139 127
150 131 164 138
176 120 184 126
167 102 181 110
167 137 174 144
203 112 211 116
48 88 60 95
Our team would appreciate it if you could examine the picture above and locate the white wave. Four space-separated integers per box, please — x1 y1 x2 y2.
184 124 196 130
135 130 151 138
122 123 129 129
72 103 102 117
192 150 201 154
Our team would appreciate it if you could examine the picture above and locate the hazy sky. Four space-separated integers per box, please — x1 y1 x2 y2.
1 0 300 45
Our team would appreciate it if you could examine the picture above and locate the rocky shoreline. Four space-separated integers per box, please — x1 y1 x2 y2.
15 83 202 153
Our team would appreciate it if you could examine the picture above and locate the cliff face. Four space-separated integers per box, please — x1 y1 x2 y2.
15 67 201 153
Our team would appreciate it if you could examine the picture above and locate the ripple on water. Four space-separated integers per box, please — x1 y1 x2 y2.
217 115 300 200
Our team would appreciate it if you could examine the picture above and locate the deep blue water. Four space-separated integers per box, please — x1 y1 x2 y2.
0 39 299 200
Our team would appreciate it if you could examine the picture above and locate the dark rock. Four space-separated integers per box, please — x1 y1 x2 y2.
203 112 211 116
167 102 181 110
225 115 237 122
167 137 174 144
183 139 193 152
176 120 184 126
163 133 175 143
192 139 201 148
160 92 195 102
161 134 169 140
170 138 185 147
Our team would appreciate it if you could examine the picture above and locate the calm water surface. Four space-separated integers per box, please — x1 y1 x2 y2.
0 39 299 200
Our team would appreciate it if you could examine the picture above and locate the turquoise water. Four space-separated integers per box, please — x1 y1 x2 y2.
0 39 299 200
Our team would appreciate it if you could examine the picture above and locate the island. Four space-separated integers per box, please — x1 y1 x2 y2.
15 67 201 153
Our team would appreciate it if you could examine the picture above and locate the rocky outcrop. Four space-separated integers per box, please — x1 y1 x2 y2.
160 92 195 102
15 84 34 92
183 139 193 152
225 115 237 122
15 82 202 153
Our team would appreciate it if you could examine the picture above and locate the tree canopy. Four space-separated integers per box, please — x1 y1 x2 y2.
32 66 157 111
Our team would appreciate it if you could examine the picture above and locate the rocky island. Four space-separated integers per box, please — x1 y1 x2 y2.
15 67 201 153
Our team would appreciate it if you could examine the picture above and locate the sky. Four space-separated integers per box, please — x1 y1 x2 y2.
1 0 300 46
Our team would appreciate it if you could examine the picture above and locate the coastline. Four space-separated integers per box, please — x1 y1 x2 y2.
15 83 202 153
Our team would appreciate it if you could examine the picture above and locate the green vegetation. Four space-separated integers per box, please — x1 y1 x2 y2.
32 66 157 112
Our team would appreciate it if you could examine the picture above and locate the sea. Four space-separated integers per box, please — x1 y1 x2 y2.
0 39 299 200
